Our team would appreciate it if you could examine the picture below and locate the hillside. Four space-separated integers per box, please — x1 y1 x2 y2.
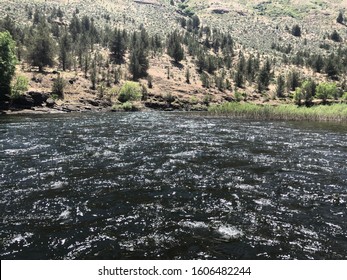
1 0 347 113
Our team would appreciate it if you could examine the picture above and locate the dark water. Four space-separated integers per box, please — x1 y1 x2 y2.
0 112 346 260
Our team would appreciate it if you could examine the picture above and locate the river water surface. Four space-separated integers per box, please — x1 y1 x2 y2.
0 112 346 259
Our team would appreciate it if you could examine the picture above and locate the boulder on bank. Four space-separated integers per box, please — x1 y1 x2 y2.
12 95 35 109
27 91 49 106
46 98 56 108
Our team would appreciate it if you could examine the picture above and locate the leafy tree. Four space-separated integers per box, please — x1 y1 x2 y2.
118 81 142 102
11 75 28 100
0 31 17 99
293 87 303 105
316 82 337 104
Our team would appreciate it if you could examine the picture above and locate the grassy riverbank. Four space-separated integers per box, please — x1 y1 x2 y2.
208 103 347 122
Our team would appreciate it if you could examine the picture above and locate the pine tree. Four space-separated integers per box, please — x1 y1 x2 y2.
59 32 72 71
129 42 149 80
331 30 342 42
276 74 285 98
337 11 344 24
110 28 127 63
301 80 315 106
167 32 184 63
291 24 301 37
28 19 56 72
313 54 324 73
90 55 97 90
257 59 271 92
286 70 301 92
185 68 190 84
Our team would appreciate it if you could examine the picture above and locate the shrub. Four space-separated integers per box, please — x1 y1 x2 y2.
316 82 337 104
342 92 347 101
118 81 142 103
293 87 303 105
234 90 242 102
291 24 301 37
11 76 28 99
164 93 175 104
52 76 65 99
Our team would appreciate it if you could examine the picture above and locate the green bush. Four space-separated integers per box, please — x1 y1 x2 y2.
52 76 65 99
118 81 142 103
293 87 303 105
342 92 347 101
234 90 242 102
11 76 28 99
316 82 337 103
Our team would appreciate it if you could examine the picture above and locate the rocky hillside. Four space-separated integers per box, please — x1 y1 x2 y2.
1 0 347 113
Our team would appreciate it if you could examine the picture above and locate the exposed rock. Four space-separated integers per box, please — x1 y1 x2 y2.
223 95 235 102
85 99 100 107
211 8 230 14
46 98 56 107
134 0 160 6
145 101 170 110
27 91 49 106
12 95 35 109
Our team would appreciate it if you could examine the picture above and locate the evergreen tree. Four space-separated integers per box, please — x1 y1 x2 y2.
90 55 97 90
28 20 56 72
313 54 324 73
337 11 344 24
192 15 200 30
331 30 342 42
185 68 190 84
69 14 81 42
129 41 149 80
234 52 246 88
325 55 338 78
301 80 315 106
291 24 301 37
167 32 184 63
59 32 72 71
257 59 271 92
286 70 301 92
110 28 127 63
276 74 285 97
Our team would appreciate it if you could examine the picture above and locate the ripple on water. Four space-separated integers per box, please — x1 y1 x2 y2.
1 112 347 260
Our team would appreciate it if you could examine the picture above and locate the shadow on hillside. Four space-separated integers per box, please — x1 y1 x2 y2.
171 61 184 69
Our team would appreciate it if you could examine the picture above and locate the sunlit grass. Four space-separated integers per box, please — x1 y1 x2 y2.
208 102 347 122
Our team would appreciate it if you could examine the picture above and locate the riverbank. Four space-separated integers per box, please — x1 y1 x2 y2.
208 102 347 122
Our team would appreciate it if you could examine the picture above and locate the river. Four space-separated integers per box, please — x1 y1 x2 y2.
0 112 346 259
